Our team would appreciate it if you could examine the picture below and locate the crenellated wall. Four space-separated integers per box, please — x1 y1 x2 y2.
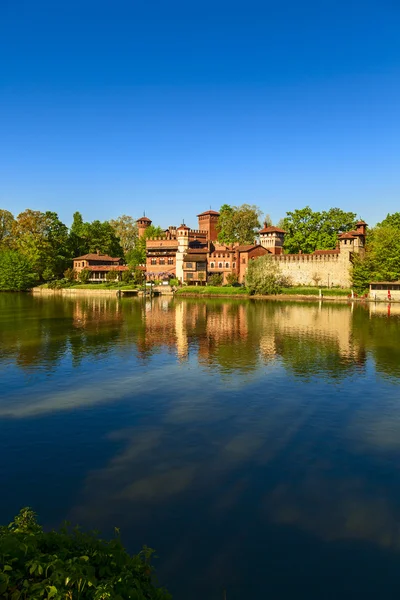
271 251 351 287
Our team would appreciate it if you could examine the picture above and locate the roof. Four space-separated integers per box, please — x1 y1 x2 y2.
356 220 368 226
136 216 152 223
259 226 286 234
370 281 400 285
87 265 128 271
187 246 208 253
184 254 208 262
338 232 356 239
236 244 266 252
177 223 190 230
197 210 220 217
73 254 121 261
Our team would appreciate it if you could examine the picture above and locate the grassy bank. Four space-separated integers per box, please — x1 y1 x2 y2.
176 286 249 296
279 287 351 297
39 282 139 290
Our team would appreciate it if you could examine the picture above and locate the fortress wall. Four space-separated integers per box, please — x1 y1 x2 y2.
271 253 351 287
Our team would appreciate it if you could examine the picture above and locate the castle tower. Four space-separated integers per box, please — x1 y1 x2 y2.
137 215 152 238
175 224 190 283
259 225 286 255
197 210 220 241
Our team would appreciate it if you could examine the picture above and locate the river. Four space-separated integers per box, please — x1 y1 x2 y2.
1 293 400 599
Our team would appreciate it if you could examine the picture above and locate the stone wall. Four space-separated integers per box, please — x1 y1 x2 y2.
271 252 352 287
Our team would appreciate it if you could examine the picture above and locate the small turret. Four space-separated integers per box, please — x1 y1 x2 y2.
258 225 286 255
137 215 152 238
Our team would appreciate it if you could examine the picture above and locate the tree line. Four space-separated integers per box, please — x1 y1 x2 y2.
0 204 398 291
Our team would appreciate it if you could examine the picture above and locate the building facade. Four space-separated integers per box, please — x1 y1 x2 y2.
73 253 128 282
141 212 367 288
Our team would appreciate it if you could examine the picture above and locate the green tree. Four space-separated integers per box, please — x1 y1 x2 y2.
0 209 15 248
12 210 70 281
78 268 91 283
109 215 138 254
369 225 400 281
282 206 357 254
0 250 38 290
106 268 118 282
245 255 282 295
351 254 373 294
226 272 239 285
0 507 171 599
376 212 400 229
217 204 262 244
126 225 165 267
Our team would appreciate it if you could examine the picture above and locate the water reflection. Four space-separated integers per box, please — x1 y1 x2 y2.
2 294 400 599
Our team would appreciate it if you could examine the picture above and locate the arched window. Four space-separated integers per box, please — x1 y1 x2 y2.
232 262 236 269
218 262 223 268
210 262 215 268
225 262 229 268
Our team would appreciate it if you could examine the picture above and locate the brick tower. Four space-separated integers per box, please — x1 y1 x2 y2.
137 215 152 238
197 210 220 241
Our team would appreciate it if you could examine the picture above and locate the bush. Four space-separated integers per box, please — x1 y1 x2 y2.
0 250 38 291
0 508 171 599
78 268 91 284
226 272 238 285
63 267 76 283
106 269 118 283
208 273 223 286
169 278 179 287
245 255 282 295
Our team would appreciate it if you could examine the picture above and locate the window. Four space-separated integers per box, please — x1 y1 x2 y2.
186 262 193 269
210 262 215 268
151 258 156 265
168 258 174 265
159 258 165 265
197 262 207 270
225 262 229 268
232 262 236 269
241 258 246 264
218 262 223 268
186 273 193 280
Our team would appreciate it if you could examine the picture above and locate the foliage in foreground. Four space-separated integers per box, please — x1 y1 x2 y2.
0 508 171 600
245 255 283 295
0 250 38 291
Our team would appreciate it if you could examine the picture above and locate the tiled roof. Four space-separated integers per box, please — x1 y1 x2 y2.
87 265 129 271
137 216 152 223
197 210 220 217
73 254 121 261
338 232 356 239
236 244 257 252
177 223 190 230
259 226 286 234
184 254 208 262
356 220 367 226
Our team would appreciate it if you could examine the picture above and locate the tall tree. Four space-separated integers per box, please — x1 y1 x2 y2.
0 249 38 290
12 210 70 280
217 204 262 245
68 213 124 258
377 212 400 229
109 215 138 254
0 209 15 248
282 206 357 254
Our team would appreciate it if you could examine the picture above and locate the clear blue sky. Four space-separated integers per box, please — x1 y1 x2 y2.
1 0 399 229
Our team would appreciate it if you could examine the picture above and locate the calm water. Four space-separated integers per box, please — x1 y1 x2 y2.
1 293 400 599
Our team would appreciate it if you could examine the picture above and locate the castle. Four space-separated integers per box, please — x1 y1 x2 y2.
139 210 367 288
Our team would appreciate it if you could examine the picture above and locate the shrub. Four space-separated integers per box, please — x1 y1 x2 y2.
78 268 91 284
0 250 38 291
245 255 282 295
226 272 238 285
169 278 179 287
106 269 118 283
0 508 171 599
208 273 223 286
63 267 76 283
121 269 134 284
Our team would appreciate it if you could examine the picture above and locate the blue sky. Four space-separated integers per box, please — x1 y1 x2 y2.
1 0 399 229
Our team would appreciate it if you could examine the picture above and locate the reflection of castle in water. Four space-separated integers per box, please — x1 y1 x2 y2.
140 299 366 376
